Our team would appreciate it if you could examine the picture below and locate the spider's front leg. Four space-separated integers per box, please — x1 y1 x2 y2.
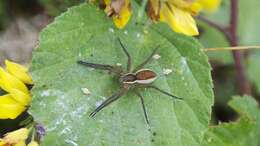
89 86 128 117
77 60 123 76
135 91 150 125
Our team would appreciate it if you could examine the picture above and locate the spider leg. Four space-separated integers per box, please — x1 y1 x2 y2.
77 60 122 75
89 86 127 117
135 91 150 125
118 38 132 72
147 85 183 100
133 45 160 72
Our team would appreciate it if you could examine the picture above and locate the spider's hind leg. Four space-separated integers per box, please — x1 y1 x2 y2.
147 85 183 100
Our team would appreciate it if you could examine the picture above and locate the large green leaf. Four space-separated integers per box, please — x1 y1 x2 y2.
202 96 260 146
29 3 213 146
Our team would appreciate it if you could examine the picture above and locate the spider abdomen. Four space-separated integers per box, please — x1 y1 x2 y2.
135 69 157 84
121 69 157 84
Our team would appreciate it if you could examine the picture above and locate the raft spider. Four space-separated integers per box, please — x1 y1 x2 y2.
77 38 182 125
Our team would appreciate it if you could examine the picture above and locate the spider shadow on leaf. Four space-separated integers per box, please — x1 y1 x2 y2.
77 38 183 125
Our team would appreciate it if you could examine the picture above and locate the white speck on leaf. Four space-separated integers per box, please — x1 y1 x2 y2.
60 127 72 135
81 88 91 95
179 57 188 74
181 76 185 81
116 63 122 66
136 33 141 38
124 30 128 35
70 106 87 119
65 139 78 146
41 90 50 97
109 28 114 33
153 54 161 60
96 100 103 107
207 138 212 143
163 68 173 75
101 96 106 100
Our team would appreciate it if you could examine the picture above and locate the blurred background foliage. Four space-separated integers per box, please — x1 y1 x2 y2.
0 0 259 138
38 0 85 16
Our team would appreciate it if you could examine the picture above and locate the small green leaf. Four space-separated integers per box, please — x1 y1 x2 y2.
30 3 213 146
247 51 260 93
202 96 260 146
229 96 260 145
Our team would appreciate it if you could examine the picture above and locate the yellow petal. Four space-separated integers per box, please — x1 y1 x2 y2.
113 0 132 29
14 141 26 146
0 67 29 94
197 0 222 12
160 3 199 36
9 88 31 106
0 139 6 146
168 0 194 8
5 60 33 85
0 94 26 119
28 141 39 146
190 2 203 14
3 128 29 144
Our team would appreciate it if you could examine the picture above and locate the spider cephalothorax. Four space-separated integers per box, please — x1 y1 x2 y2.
77 38 182 125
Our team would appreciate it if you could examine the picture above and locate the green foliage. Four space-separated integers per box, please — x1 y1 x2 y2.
238 0 260 45
198 0 233 64
0 0 8 30
39 0 84 16
247 51 260 93
202 96 260 146
199 0 260 64
30 3 213 146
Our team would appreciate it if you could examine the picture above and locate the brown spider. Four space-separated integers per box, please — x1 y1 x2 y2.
77 38 182 125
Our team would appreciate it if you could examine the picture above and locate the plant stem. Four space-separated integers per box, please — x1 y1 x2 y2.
198 0 251 95
204 46 260 51
229 0 251 95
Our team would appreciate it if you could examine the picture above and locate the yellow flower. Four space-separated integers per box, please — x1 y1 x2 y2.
3 128 29 145
9 88 31 106
196 0 222 12
5 60 33 85
14 141 26 146
0 139 6 146
103 0 132 29
0 60 32 119
160 2 199 36
0 128 40 146
0 94 26 119
28 141 39 146
0 67 29 94
148 0 221 36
